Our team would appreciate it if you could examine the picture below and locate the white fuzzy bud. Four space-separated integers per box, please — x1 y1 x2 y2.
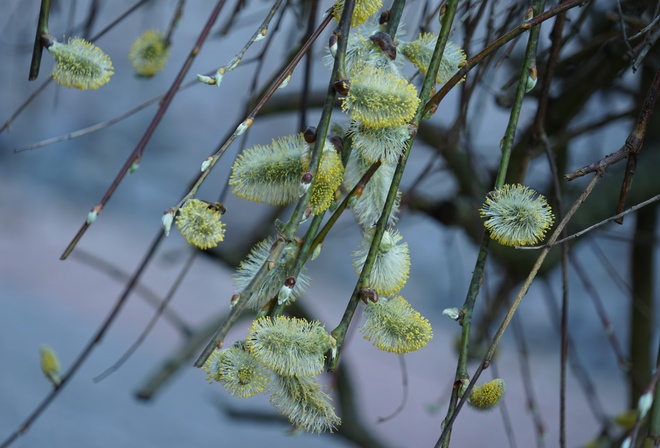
201 157 213 172
196 74 214 85
311 243 323 261
255 28 267 41
234 118 253 136
279 73 292 89
525 66 537 93
162 209 175 237
443 307 461 321
277 284 294 305
214 67 226 87
638 391 653 419
86 208 99 224
329 36 338 58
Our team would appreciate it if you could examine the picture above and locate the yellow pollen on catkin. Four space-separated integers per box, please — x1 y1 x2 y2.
47 37 114 90
332 0 383 27
308 148 344 215
479 184 554 247
341 66 420 129
401 34 466 85
129 30 170 77
361 296 433 354
175 199 226 249
468 379 506 411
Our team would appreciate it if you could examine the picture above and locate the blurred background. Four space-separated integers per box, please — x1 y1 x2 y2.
1 0 658 447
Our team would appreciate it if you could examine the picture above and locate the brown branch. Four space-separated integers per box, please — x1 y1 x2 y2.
614 69 660 223
564 69 660 186
60 0 230 260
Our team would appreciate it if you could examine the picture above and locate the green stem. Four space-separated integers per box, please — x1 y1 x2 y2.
424 0 590 116
436 172 603 448
384 0 406 38
29 0 51 81
330 0 461 372
194 0 355 367
437 1 545 446
282 0 355 239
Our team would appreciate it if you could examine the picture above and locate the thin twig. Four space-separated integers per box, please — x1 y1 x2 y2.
436 172 603 448
564 69 660 183
614 69 660 223
438 1 545 445
376 355 409 424
2 0 150 134
92 250 198 382
193 7 342 368
60 0 230 260
71 249 192 335
516 193 660 249
541 280 610 427
0 230 166 448
28 0 51 81
424 0 592 117
569 254 642 386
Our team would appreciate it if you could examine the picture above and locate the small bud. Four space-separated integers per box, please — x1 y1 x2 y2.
234 118 254 136
443 307 461 321
303 126 317 144
86 205 102 224
278 73 292 89
162 208 175 236
638 391 653 419
215 67 227 87
230 293 240 308
311 243 323 260
524 7 534 21
526 66 537 93
228 59 241 72
379 10 390 25
329 34 338 57
278 277 296 304
40 346 61 387
128 157 140 174
197 74 215 85
327 135 343 153
300 208 311 224
334 79 351 96
439 4 447 16
423 103 437 120
370 32 397 60
301 171 314 185
360 287 378 304
201 157 213 172
255 27 267 41
457 378 470 397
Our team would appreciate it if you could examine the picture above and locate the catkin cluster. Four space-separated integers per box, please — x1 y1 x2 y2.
197 1 472 434
204 318 340 433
